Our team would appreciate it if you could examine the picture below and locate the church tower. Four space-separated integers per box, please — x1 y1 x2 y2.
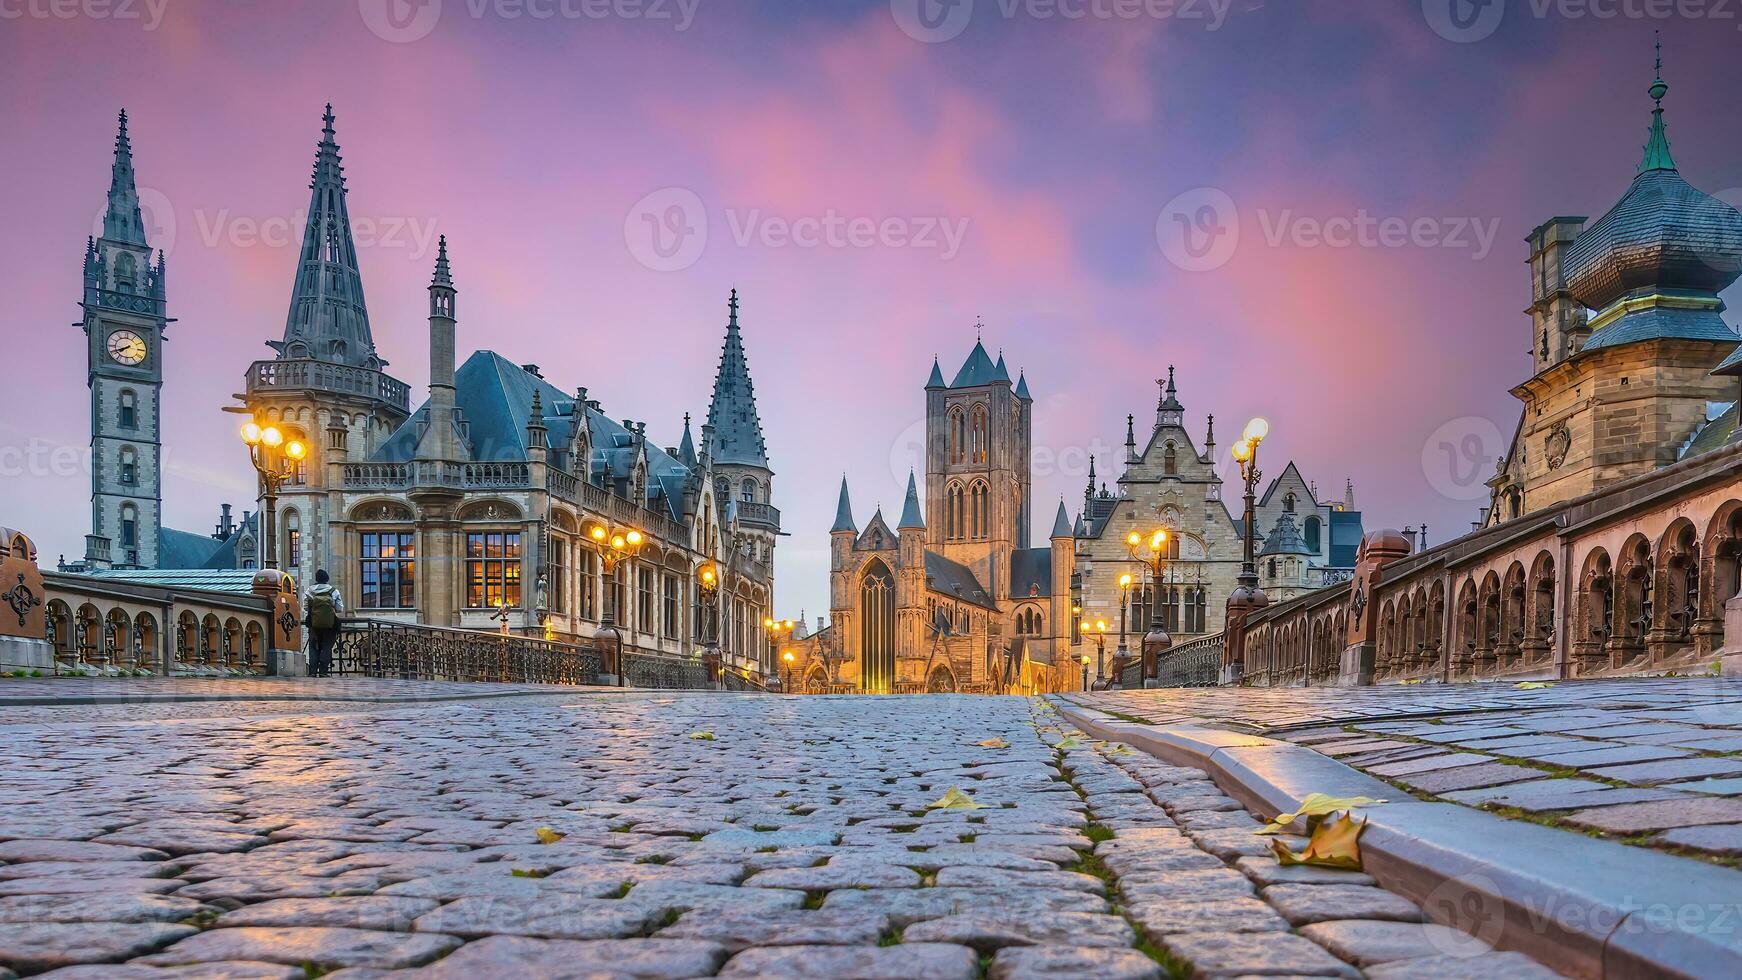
925 335 1032 603
244 105 409 578
82 110 170 569
705 289 780 554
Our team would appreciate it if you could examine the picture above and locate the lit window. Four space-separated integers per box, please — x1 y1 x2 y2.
359 532 416 609
466 532 521 608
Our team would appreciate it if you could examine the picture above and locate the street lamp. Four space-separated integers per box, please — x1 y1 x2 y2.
240 420 308 570
1088 619 1109 688
1116 573 1133 670
588 521 643 685
1226 418 1273 682
1078 651 1092 693
782 648 795 692
1128 526 1172 684
764 617 796 678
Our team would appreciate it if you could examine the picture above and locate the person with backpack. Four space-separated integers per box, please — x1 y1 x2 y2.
303 569 344 678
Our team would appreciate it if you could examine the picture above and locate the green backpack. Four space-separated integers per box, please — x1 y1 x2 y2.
307 590 338 630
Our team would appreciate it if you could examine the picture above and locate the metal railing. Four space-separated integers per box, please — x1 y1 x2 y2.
330 619 715 689
1154 632 1225 687
735 501 782 531
247 358 411 413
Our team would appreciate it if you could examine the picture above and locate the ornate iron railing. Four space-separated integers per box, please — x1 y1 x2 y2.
1155 632 1225 687
1117 655 1144 689
331 619 719 690
722 669 768 693
621 648 711 689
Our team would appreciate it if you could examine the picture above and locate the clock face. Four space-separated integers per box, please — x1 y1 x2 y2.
107 330 147 366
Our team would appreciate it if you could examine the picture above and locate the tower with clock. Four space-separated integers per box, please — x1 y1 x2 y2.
81 110 170 569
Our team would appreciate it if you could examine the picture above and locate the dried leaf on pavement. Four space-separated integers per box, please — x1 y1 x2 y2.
1257 793 1385 836
928 787 989 810
1272 812 1366 870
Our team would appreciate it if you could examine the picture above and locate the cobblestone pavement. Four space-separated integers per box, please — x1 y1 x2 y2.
1081 677 1742 861
0 677 596 706
0 687 1562 977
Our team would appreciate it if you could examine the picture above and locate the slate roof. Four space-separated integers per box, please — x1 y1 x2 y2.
1717 344 1742 376
832 477 857 533
1010 547 1053 598
1049 501 1072 538
1681 403 1741 460
898 473 925 530
705 290 769 469
923 551 997 609
950 341 1001 388
83 567 259 594
1580 304 1739 352
374 351 694 522
1259 510 1313 557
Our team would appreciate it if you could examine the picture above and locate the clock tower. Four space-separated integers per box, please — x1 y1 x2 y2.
81 110 170 569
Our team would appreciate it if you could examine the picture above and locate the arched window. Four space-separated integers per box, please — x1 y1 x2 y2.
970 481 990 540
120 504 138 549
1284 492 1297 513
946 483 965 540
119 390 138 429
740 478 757 504
1303 516 1322 553
1164 442 1178 476
970 405 989 463
119 446 137 486
861 560 896 693
285 511 302 570
114 251 137 291
949 408 966 464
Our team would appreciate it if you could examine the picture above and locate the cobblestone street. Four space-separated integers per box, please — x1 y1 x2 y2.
0 684 1564 978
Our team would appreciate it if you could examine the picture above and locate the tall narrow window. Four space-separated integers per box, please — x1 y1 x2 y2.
861 560 896 693
740 478 756 504
970 406 988 463
1164 442 1178 476
119 447 137 486
637 567 655 633
1303 516 1322 553
119 390 137 429
120 504 138 548
466 532 521 608
577 548 597 620
550 537 569 614
663 574 679 639
285 511 301 570
359 532 416 609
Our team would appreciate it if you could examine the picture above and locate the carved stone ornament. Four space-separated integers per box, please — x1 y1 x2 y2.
1545 424 1571 471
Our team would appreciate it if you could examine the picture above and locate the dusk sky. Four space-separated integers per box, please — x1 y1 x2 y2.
4 1 1742 619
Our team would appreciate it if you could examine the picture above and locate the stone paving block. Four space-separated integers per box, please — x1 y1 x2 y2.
656 909 889 951
1159 931 1360 977
0 892 206 924
719 942 979 978
0 877 182 896
412 894 655 940
1127 895 1291 935
988 945 1163 979
0 860 179 881
1651 823 1742 854
407 935 730 979
932 866 1105 894
820 886 1107 926
1367 752 1492 777
31 963 302 979
1120 868 1257 900
1299 918 1492 965
0 923 197 973
138 927 461 970
702 828 839 848
1185 827 1286 860
903 912 1134 951
1530 744 1692 768
1262 884 1425 926
1662 777 1742 796
379 869 626 901
743 863 921 890
1363 950 1564 979
623 879 807 915
217 896 440 931
1586 756 1742 785
1564 796 1742 834
1393 762 1546 795
1443 779 1690 813
175 873 384 903
1232 855 1375 888
0 840 169 863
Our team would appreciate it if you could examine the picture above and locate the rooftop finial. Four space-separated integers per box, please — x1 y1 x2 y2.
1639 31 1676 174
432 235 452 286
728 287 740 327
975 315 983 341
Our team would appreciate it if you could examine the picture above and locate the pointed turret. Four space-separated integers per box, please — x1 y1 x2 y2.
1050 500 1073 540
1125 414 1137 462
831 477 857 534
103 110 147 246
992 353 1012 384
950 340 998 387
414 237 465 464
926 357 946 389
705 289 770 468
277 104 381 370
1014 371 1031 401
1640 36 1676 174
1155 365 1184 429
678 413 697 467
898 471 925 530
1203 414 1216 462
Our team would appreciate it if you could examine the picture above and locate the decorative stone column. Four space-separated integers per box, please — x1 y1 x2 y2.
1720 596 1742 677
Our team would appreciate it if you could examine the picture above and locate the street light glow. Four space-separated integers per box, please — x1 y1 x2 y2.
261 426 284 448
241 422 262 445
285 440 307 461
1232 439 1252 462
1242 417 1269 443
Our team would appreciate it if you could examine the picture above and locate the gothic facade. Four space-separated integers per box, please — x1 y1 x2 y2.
793 342 1074 694
76 107 779 669
1070 370 1363 676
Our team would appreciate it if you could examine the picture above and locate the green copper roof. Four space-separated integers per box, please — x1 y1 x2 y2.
926 358 946 389
1050 500 1072 539
831 476 856 533
102 110 147 246
898 471 925 530
1640 47 1676 174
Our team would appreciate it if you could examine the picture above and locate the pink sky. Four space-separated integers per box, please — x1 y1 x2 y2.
4 2 1741 619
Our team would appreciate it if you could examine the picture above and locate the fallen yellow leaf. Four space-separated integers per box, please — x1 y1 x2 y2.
688 731 716 740
1514 681 1555 690
976 737 1010 749
928 787 989 810
1056 736 1082 750
535 827 566 845
1107 743 1132 756
1272 811 1366 870
1256 793 1386 836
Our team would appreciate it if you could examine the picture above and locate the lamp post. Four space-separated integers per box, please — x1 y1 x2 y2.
1128 526 1172 685
1116 572 1133 670
587 521 643 686
697 560 721 682
1089 619 1109 688
1226 417 1272 683
764 617 796 681
239 420 308 570
782 649 795 693
1078 651 1092 693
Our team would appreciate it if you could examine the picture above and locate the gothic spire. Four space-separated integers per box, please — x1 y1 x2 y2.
678 413 697 467
102 109 147 246
1639 33 1676 174
1050 499 1073 539
1155 365 1184 429
1014 370 1031 401
899 471 925 530
432 234 452 286
705 288 770 468
831 476 857 533
1125 414 1137 461
926 356 946 389
278 104 382 369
